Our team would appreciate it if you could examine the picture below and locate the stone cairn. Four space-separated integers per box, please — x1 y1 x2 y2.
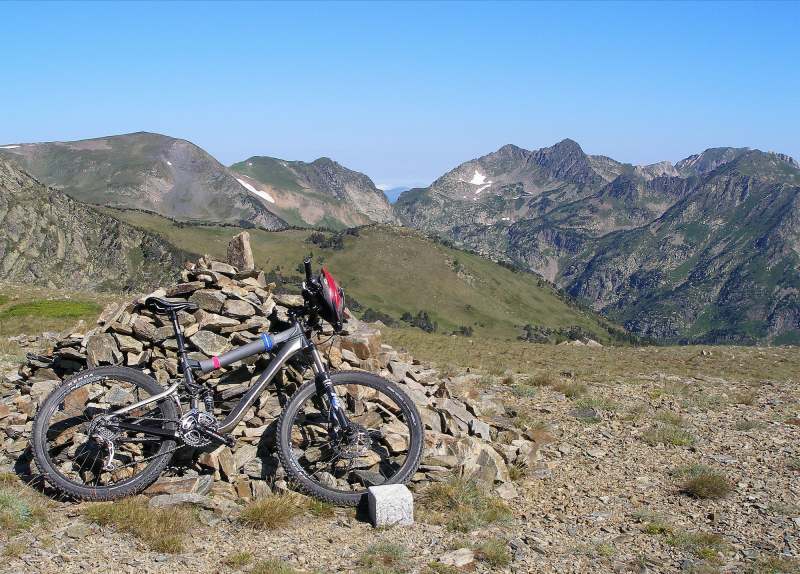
0 233 543 503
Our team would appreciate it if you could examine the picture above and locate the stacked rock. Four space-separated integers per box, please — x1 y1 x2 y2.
0 235 545 501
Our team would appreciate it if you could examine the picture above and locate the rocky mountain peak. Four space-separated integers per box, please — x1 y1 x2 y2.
675 146 750 177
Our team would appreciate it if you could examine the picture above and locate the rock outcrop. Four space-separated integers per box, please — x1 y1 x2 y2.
0 158 188 291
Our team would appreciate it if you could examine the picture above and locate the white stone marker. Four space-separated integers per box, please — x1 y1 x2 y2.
367 484 414 527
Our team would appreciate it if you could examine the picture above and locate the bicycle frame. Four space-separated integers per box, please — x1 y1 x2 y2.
109 320 333 437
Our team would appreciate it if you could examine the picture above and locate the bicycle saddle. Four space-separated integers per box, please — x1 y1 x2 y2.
144 296 199 315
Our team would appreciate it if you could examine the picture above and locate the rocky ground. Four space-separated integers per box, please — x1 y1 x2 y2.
0 245 798 573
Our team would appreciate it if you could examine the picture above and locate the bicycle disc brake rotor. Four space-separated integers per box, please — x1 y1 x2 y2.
331 423 372 460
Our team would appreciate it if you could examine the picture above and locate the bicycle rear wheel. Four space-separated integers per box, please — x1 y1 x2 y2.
32 366 179 501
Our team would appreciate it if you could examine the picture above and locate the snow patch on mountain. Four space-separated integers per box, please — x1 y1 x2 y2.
237 177 275 204
469 170 489 185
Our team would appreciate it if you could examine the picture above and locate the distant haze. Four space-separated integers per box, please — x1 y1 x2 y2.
378 186 412 203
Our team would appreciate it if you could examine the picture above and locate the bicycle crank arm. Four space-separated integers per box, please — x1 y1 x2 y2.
197 426 236 447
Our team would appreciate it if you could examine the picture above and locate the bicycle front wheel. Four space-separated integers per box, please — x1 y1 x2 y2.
276 371 424 506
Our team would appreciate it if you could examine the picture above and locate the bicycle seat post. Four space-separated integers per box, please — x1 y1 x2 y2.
169 310 198 400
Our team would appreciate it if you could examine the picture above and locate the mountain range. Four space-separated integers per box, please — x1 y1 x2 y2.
0 132 394 231
395 140 800 344
1 131 798 344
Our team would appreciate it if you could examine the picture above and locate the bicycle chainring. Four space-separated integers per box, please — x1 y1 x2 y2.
179 410 218 447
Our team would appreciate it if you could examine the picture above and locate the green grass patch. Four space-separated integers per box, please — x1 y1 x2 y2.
0 300 102 321
575 395 618 412
0 487 48 537
655 410 686 426
666 531 728 561
511 383 538 398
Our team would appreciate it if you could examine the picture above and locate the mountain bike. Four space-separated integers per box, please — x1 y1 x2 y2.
31 258 423 505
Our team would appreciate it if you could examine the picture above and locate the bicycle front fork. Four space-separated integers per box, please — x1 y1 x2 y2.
309 348 350 429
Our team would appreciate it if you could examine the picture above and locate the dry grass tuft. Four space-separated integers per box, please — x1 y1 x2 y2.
528 371 559 387
552 380 587 398
733 390 758 405
474 538 511 567
0 486 48 537
746 556 800 573
642 425 695 447
83 497 196 553
735 419 764 431
358 542 409 572
426 563 461 574
655 411 686 426
675 465 732 500
420 478 511 532
238 493 306 530
222 551 254 568
249 559 300 574
0 473 18 485
1 540 26 558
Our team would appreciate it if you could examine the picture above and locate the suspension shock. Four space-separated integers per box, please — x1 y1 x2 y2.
203 388 214 413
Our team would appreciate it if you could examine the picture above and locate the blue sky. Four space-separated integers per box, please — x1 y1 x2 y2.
0 1 797 189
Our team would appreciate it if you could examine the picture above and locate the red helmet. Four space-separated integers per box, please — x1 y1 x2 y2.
319 267 345 331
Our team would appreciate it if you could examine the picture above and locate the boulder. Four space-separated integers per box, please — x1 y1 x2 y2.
227 232 255 272
86 333 122 367
145 475 214 496
223 299 256 318
189 331 231 356
340 323 382 360
189 289 226 313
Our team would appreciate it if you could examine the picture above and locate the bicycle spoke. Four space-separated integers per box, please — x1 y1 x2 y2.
41 375 176 491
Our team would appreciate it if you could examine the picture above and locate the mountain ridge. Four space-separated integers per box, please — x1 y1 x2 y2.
229 154 396 229
395 139 800 344
0 157 187 291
